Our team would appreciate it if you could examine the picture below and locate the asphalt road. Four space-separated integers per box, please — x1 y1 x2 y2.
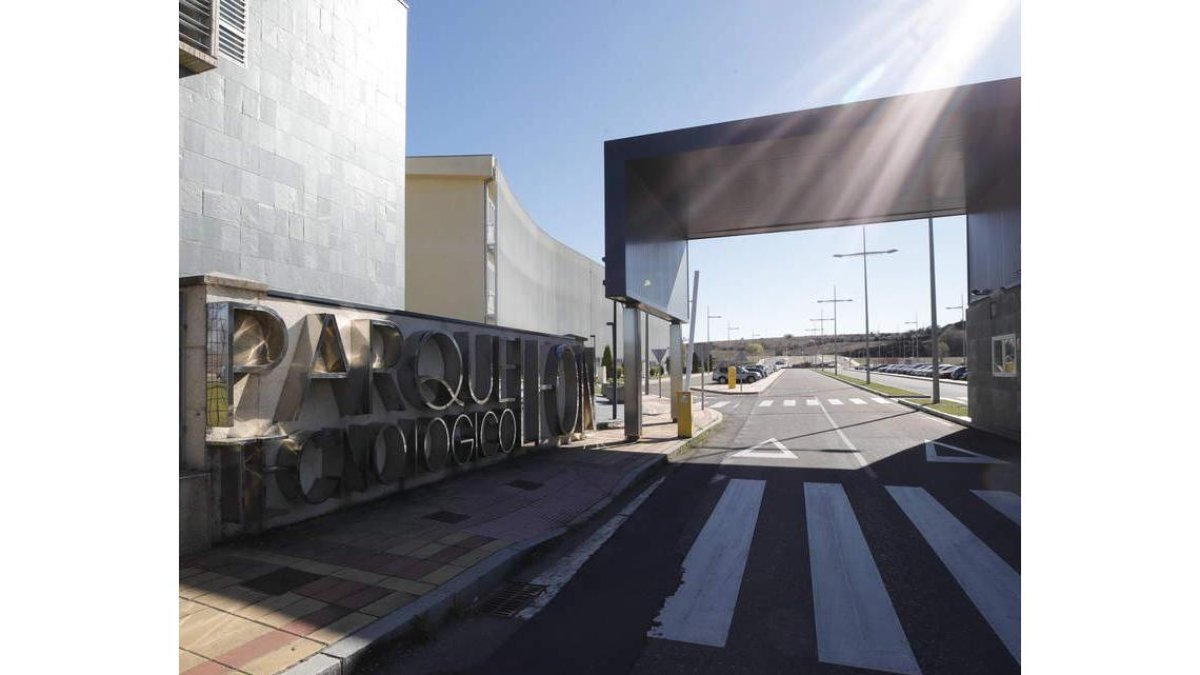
363 369 1019 675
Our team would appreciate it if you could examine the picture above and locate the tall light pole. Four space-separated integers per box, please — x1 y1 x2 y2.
727 321 739 342
703 307 721 410
834 227 897 384
817 287 853 376
811 317 833 365
904 316 918 360
947 294 965 365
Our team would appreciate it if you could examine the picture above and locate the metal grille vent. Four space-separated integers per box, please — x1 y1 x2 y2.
218 0 247 65
179 0 215 53
479 583 546 618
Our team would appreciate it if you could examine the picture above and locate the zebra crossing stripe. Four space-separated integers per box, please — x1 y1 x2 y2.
971 490 1021 526
850 398 867 405
886 486 1021 663
711 401 729 409
872 397 893 405
648 479 766 647
806 483 920 674
758 400 774 407
784 399 797 407
828 399 843 405
806 399 820 406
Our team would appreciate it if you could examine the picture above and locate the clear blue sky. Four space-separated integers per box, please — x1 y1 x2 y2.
407 0 1020 338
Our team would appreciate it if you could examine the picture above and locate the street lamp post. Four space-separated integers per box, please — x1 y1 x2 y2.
810 317 832 365
905 315 918 360
703 307 721 410
946 294 965 366
817 287 853 376
834 226 897 384
607 300 617 421
727 321 739 342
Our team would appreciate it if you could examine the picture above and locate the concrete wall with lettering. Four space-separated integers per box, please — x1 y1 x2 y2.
180 275 595 552
179 0 408 308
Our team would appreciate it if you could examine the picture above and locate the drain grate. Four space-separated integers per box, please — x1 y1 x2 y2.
478 583 547 618
506 479 543 491
423 510 470 524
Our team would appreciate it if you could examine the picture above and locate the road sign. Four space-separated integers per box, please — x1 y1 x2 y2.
652 348 668 364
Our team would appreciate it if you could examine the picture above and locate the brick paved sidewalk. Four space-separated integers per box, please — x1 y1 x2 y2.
179 395 720 675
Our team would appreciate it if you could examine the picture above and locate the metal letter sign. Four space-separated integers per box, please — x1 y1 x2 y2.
204 300 594 532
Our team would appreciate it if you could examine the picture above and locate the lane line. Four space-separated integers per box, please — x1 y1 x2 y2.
850 398 867 405
806 399 820 406
813 399 868 470
806 483 921 675
730 402 740 411
758 400 774 408
518 477 667 619
648 479 766 648
971 490 1021 526
872 397 893 405
710 401 729 409
828 399 844 406
784 399 797 407
886 486 1021 663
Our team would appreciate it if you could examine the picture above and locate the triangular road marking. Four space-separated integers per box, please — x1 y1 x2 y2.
924 439 1008 464
732 437 798 460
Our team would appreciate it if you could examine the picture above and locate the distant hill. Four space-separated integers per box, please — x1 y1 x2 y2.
698 321 967 365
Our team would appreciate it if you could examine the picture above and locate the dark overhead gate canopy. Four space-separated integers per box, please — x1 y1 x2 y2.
604 77 1020 322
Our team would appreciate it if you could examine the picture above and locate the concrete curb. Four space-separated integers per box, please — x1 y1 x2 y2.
279 424 707 675
689 370 785 396
816 370 986 432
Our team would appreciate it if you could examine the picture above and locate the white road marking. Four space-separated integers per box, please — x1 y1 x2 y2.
806 399 820 406
813 399 868 470
710 401 729 409
971 490 1021 526
730 402 740 411
828 399 844 405
850 398 867 405
730 438 797 460
784 399 797 407
924 440 1008 465
806 483 921 674
872 397 893 405
887 486 1021 663
648 479 766 648
758 400 774 407
518 477 666 619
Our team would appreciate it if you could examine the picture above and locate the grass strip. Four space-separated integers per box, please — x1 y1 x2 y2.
902 398 970 417
821 371 922 398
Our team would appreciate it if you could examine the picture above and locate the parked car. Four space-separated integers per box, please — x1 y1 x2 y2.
746 365 768 379
713 366 759 384
950 366 967 379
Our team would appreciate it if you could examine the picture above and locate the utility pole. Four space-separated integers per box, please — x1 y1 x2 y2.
811 316 833 365
834 226 897 384
947 294 965 365
817 286 853 376
727 321 739 342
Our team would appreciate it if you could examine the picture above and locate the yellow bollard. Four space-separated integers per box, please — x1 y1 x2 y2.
727 366 737 390
676 391 693 438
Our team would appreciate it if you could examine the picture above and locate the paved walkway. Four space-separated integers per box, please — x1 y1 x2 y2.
179 396 720 675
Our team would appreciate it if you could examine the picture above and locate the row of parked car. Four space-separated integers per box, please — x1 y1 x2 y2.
860 363 969 380
711 362 778 384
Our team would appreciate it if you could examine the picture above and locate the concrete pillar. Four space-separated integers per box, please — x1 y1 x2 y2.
623 305 642 439
669 321 683 421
